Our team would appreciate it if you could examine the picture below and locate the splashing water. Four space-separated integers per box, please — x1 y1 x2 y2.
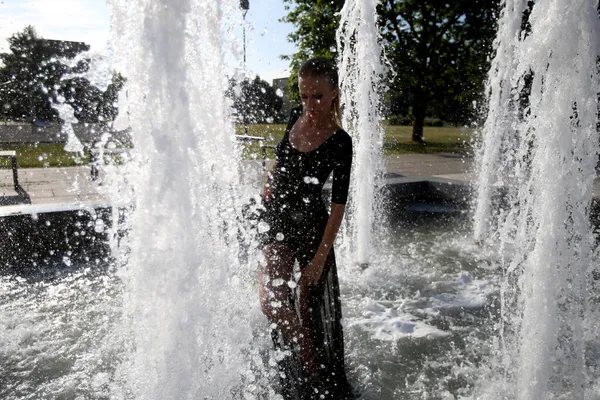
472 0 528 243
337 0 386 267
8 0 600 398
107 1 258 398
474 1 600 398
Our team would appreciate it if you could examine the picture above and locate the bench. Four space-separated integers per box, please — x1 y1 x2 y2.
235 135 278 169
0 150 30 202
0 150 19 189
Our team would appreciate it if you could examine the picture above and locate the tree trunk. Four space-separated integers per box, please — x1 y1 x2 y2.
412 103 426 142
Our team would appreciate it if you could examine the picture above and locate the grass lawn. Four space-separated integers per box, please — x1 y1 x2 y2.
0 124 473 169
0 143 89 169
383 125 474 155
236 123 474 157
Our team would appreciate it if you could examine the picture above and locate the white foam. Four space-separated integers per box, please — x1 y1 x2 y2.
428 273 493 311
347 298 450 341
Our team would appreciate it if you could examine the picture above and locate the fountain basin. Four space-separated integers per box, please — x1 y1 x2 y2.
0 207 113 272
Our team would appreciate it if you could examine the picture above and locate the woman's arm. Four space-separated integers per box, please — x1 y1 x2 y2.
301 202 346 286
263 162 276 201
301 131 353 286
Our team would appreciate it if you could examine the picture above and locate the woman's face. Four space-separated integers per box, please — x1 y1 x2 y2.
298 75 338 124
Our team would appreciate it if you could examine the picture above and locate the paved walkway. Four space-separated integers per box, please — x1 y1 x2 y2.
0 166 107 215
385 153 474 180
0 154 474 215
0 167 104 203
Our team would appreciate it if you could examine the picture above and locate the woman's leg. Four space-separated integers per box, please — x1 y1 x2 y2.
258 243 316 374
300 250 354 398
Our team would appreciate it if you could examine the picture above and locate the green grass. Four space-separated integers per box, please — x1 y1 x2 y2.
0 124 473 168
234 124 284 160
0 143 90 169
236 124 474 157
383 125 473 155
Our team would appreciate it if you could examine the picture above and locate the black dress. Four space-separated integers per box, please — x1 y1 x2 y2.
262 108 354 399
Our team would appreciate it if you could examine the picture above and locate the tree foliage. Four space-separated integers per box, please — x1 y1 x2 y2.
0 26 124 125
227 76 284 124
281 0 500 141
281 0 344 103
380 0 500 140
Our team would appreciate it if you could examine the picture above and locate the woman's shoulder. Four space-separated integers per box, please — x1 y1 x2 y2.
333 128 352 148
283 107 303 141
288 107 302 124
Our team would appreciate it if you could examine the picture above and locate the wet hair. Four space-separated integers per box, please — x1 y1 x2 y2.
298 57 341 124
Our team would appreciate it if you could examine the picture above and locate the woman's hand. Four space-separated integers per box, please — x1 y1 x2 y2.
263 181 272 201
300 252 327 286
263 168 274 201
299 204 345 288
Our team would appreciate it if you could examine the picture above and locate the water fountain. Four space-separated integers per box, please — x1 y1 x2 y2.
106 0 258 397
473 0 526 243
473 0 600 398
337 0 386 268
2 0 600 399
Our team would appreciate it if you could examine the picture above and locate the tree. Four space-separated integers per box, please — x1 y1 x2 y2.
380 0 499 140
281 0 344 103
61 70 125 123
0 26 124 125
227 76 284 124
97 72 126 124
281 0 500 141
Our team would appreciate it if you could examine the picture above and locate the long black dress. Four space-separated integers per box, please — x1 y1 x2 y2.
261 108 354 399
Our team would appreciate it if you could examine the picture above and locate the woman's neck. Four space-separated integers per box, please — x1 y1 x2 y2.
305 114 337 131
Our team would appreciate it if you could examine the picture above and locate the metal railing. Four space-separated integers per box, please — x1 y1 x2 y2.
235 135 278 170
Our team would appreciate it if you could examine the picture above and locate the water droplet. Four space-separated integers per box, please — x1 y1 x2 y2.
272 279 284 287
94 219 105 233
257 221 270 233
270 300 282 308
276 232 284 241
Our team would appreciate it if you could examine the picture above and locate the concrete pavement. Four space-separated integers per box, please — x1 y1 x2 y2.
384 153 473 178
0 154 475 215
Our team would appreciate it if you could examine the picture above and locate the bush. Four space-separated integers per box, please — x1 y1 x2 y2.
387 115 412 126
386 116 444 127
424 119 444 127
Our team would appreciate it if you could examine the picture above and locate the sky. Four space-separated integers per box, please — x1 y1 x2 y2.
0 0 297 83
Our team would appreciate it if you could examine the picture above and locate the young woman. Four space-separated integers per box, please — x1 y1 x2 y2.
258 58 354 399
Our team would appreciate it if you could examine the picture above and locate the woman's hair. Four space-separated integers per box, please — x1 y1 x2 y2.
299 57 341 124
